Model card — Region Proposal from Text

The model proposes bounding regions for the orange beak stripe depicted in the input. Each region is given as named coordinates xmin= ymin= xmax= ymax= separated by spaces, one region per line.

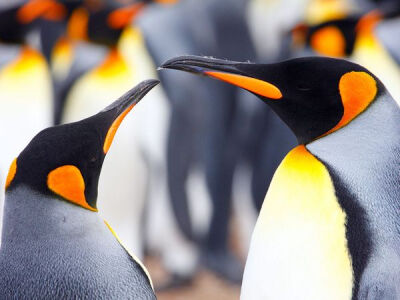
xmin=5 ymin=158 xmax=17 ymax=190
xmin=47 ymin=165 xmax=97 ymax=211
xmin=103 ymin=104 xmax=135 ymax=154
xmin=107 ymin=3 xmax=145 ymax=29
xmin=205 ymin=71 xmax=282 ymax=99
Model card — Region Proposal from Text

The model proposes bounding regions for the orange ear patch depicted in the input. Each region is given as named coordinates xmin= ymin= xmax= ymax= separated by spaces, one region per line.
xmin=5 ymin=158 xmax=17 ymax=190
xmin=327 ymin=71 xmax=377 ymax=135
xmin=310 ymin=26 xmax=346 ymax=57
xmin=47 ymin=165 xmax=97 ymax=211
xmin=41 ymin=1 xmax=67 ymax=21
xmin=67 ymin=7 xmax=89 ymax=41
xmin=205 ymin=71 xmax=282 ymax=99
xmin=103 ymin=104 xmax=135 ymax=154
xmin=356 ymin=10 xmax=382 ymax=35
xmin=17 ymin=0 xmax=64 ymax=24
xmin=107 ymin=3 xmax=145 ymax=29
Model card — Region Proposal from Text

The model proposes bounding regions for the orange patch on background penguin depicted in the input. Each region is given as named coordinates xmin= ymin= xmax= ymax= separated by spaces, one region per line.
xmin=310 ymin=26 xmax=346 ymax=57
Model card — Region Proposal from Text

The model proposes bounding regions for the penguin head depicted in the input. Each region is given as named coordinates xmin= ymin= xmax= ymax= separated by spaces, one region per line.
xmin=161 ymin=56 xmax=383 ymax=144
xmin=4 ymin=80 xmax=159 ymax=211
xmin=0 ymin=0 xmax=67 ymax=44
xmin=292 ymin=18 xmax=358 ymax=57
xmin=67 ymin=1 xmax=147 ymax=46
xmin=291 ymin=5 xmax=400 ymax=58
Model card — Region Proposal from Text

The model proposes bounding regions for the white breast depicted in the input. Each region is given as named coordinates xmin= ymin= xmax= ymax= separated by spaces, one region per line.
xmin=240 ymin=146 xmax=353 ymax=300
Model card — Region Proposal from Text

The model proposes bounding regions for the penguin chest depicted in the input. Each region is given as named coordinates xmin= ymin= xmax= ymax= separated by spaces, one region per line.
xmin=241 ymin=145 xmax=353 ymax=300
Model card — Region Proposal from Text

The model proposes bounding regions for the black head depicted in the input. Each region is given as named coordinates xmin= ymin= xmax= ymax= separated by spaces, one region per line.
xmin=67 ymin=1 xmax=146 ymax=46
xmin=292 ymin=6 xmax=400 ymax=58
xmin=161 ymin=56 xmax=384 ymax=144
xmin=0 ymin=0 xmax=67 ymax=44
xmin=5 ymin=80 xmax=159 ymax=211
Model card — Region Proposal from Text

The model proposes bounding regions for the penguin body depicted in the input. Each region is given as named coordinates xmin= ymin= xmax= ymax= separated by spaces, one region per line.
xmin=307 ymin=91 xmax=400 ymax=299
xmin=1 ymin=187 xmax=153 ymax=299
xmin=243 ymin=145 xmax=353 ymax=299
xmin=0 ymin=80 xmax=158 ymax=299
xmin=161 ymin=55 xmax=400 ymax=299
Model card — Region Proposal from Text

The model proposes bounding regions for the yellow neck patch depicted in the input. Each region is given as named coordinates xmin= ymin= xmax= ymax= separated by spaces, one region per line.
xmin=5 ymin=158 xmax=17 ymax=190
xmin=47 ymin=165 xmax=97 ymax=211
xmin=242 ymin=145 xmax=353 ymax=299
xmin=51 ymin=36 xmax=74 ymax=80
xmin=3 ymin=47 xmax=45 ymax=77
xmin=95 ymin=49 xmax=129 ymax=79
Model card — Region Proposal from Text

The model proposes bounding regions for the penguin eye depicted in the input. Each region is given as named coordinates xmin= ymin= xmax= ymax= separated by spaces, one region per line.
xmin=89 ymin=156 xmax=97 ymax=166
xmin=296 ymin=83 xmax=311 ymax=91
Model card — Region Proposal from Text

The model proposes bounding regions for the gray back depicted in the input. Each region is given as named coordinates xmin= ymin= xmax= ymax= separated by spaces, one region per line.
xmin=0 ymin=186 xmax=155 ymax=299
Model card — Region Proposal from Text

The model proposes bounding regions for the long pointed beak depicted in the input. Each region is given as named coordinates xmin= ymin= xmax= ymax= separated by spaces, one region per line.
xmin=103 ymin=79 xmax=159 ymax=114
xmin=160 ymin=55 xmax=282 ymax=100
xmin=161 ymin=55 xmax=242 ymax=74
xmin=102 ymin=79 xmax=159 ymax=153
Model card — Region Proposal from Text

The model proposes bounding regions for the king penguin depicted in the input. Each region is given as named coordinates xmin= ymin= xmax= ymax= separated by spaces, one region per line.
xmin=0 ymin=80 xmax=158 ymax=299
xmin=161 ymin=55 xmax=400 ymax=299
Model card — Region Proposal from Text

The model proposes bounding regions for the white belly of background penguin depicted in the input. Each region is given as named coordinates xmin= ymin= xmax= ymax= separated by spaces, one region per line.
xmin=160 ymin=55 xmax=400 ymax=299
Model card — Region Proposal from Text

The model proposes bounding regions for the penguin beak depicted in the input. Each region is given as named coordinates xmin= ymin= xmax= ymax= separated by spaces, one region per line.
xmin=160 ymin=55 xmax=282 ymax=100
xmin=102 ymin=79 xmax=159 ymax=154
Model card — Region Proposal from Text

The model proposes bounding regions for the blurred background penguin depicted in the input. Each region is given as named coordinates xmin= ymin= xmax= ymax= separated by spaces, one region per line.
xmin=0 ymin=0 xmax=400 ymax=299
xmin=0 ymin=0 xmax=64 ymax=244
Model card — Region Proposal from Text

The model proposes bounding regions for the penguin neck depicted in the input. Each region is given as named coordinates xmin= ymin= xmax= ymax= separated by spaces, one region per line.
xmin=1 ymin=185 xmax=99 ymax=247
xmin=308 ymin=91 xmax=400 ymax=155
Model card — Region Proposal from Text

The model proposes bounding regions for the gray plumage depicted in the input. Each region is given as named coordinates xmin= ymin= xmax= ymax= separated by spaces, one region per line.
xmin=0 ymin=186 xmax=155 ymax=299
xmin=308 ymin=92 xmax=400 ymax=299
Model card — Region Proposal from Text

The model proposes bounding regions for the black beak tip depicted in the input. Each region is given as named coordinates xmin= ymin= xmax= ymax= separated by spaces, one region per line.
xmin=159 ymin=55 xmax=242 ymax=76
xmin=102 ymin=79 xmax=160 ymax=113
xmin=159 ymin=55 xmax=209 ymax=74
xmin=131 ymin=79 xmax=160 ymax=104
